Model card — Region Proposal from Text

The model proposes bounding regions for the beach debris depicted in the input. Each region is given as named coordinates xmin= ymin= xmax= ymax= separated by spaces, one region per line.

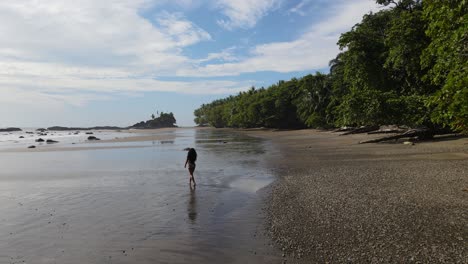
xmin=46 ymin=139 xmax=59 ymax=144
xmin=403 ymin=141 xmax=415 ymax=145
xmin=333 ymin=126 xmax=355 ymax=132
xmin=359 ymin=128 xmax=453 ymax=144
xmin=28 ymin=145 xmax=36 ymax=149
xmin=340 ymin=125 xmax=380 ymax=135
xmin=367 ymin=126 xmax=406 ymax=134
xmin=87 ymin=136 xmax=100 ymax=140
xmin=35 ymin=138 xmax=45 ymax=142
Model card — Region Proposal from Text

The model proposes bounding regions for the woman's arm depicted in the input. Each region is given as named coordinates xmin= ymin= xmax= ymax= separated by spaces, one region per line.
xmin=184 ymin=158 xmax=188 ymax=168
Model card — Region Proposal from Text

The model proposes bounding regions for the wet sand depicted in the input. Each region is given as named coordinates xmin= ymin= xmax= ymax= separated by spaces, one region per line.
xmin=0 ymin=128 xmax=283 ymax=264
xmin=241 ymin=129 xmax=468 ymax=263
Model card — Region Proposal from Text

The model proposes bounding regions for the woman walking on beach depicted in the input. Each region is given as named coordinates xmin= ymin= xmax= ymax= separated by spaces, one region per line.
xmin=184 ymin=148 xmax=197 ymax=186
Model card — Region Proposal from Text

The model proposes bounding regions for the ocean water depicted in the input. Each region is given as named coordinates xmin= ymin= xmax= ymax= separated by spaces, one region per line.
xmin=0 ymin=128 xmax=281 ymax=263
xmin=0 ymin=129 xmax=138 ymax=150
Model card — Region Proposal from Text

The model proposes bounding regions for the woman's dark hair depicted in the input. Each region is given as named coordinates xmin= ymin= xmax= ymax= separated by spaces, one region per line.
xmin=187 ymin=148 xmax=197 ymax=162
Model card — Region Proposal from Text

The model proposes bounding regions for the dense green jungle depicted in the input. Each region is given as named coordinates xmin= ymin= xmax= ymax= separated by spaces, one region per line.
xmin=194 ymin=0 xmax=467 ymax=134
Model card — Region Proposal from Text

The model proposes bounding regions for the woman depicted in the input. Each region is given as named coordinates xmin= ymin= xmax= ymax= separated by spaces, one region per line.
xmin=184 ymin=148 xmax=197 ymax=186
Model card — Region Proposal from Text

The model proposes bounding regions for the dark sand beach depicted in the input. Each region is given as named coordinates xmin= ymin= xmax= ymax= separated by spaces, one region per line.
xmin=1 ymin=127 xmax=467 ymax=263
xmin=242 ymin=129 xmax=468 ymax=263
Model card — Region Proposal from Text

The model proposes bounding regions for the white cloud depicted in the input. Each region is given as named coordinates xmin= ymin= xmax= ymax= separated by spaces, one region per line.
xmin=157 ymin=11 xmax=211 ymax=46
xmin=311 ymin=0 xmax=382 ymax=37
xmin=0 ymin=59 xmax=255 ymax=118
xmin=0 ymin=0 xmax=245 ymax=109
xmin=0 ymin=60 xmax=250 ymax=106
xmin=196 ymin=47 xmax=238 ymax=63
xmin=178 ymin=0 xmax=381 ymax=77
xmin=288 ymin=0 xmax=312 ymax=16
xmin=216 ymin=0 xmax=282 ymax=30
xmin=0 ymin=0 xmax=210 ymax=72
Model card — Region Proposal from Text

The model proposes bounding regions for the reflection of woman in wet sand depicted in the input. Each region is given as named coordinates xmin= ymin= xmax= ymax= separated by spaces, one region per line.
xmin=188 ymin=187 xmax=197 ymax=222
xmin=184 ymin=148 xmax=197 ymax=186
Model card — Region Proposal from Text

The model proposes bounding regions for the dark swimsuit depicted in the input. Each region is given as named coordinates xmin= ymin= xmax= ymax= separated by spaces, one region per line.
xmin=188 ymin=161 xmax=196 ymax=170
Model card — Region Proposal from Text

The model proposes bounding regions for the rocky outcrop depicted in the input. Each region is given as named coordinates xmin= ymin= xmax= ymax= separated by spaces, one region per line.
xmin=0 ymin=127 xmax=22 ymax=132
xmin=130 ymin=112 xmax=177 ymax=129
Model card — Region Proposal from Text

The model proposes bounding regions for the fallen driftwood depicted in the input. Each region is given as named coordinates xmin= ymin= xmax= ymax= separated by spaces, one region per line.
xmin=333 ymin=126 xmax=355 ymax=132
xmin=341 ymin=126 xmax=380 ymax=135
xmin=359 ymin=128 xmax=452 ymax=144
xmin=367 ymin=129 xmax=406 ymax=134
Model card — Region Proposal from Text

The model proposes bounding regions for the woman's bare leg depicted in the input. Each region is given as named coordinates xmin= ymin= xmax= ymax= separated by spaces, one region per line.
xmin=189 ymin=168 xmax=196 ymax=186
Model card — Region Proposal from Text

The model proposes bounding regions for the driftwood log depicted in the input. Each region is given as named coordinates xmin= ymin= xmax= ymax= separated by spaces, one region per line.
xmin=340 ymin=126 xmax=380 ymax=136
xmin=359 ymin=128 xmax=452 ymax=144
xmin=333 ymin=127 xmax=356 ymax=132
xmin=367 ymin=129 xmax=406 ymax=134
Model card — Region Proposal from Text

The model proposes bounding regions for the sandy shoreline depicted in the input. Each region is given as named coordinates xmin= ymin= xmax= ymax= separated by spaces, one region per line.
xmin=240 ymin=129 xmax=467 ymax=263
xmin=2 ymin=127 xmax=466 ymax=262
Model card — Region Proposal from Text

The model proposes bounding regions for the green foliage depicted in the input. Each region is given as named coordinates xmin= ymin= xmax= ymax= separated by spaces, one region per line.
xmin=193 ymin=0 xmax=466 ymax=133
xmin=147 ymin=112 xmax=177 ymax=128
xmin=422 ymin=0 xmax=468 ymax=133
xmin=295 ymin=73 xmax=331 ymax=127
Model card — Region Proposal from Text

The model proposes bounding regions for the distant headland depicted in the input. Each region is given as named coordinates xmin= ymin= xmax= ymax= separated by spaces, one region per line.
xmin=0 ymin=127 xmax=22 ymax=132
xmin=2 ymin=112 xmax=178 ymax=132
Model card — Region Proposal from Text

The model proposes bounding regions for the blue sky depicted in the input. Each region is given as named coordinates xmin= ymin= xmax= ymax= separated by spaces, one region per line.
xmin=0 ymin=0 xmax=381 ymax=127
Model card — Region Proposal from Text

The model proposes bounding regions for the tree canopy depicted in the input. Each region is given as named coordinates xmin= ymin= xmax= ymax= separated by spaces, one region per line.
xmin=194 ymin=0 xmax=467 ymax=134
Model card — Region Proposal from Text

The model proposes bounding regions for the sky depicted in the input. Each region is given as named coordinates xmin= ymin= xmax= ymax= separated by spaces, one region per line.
xmin=0 ymin=0 xmax=382 ymax=127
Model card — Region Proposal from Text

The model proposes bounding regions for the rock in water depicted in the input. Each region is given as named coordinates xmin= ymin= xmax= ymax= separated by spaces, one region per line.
xmin=28 ymin=145 xmax=36 ymax=149
xmin=87 ymin=136 xmax=100 ymax=140
xmin=46 ymin=139 xmax=59 ymax=143
xmin=35 ymin=138 xmax=45 ymax=142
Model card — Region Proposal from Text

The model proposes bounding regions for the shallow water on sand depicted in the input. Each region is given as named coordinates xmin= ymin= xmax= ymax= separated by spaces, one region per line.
xmin=0 ymin=128 xmax=281 ymax=263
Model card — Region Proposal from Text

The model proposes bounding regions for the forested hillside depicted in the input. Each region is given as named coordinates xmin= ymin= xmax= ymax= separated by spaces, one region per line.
xmin=194 ymin=0 xmax=467 ymax=134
